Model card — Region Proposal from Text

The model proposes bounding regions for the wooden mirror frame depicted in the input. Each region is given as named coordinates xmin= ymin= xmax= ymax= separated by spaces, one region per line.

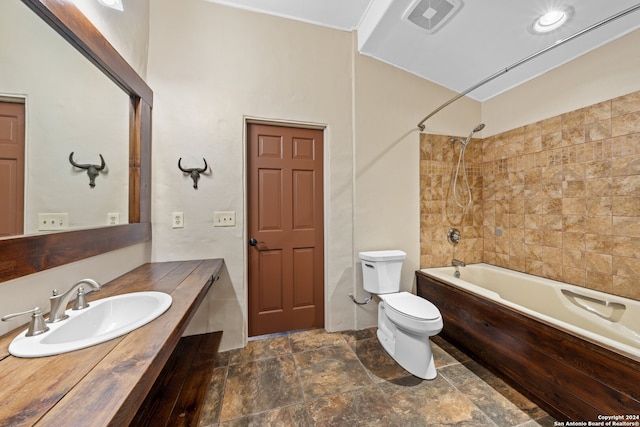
xmin=0 ymin=0 xmax=152 ymax=283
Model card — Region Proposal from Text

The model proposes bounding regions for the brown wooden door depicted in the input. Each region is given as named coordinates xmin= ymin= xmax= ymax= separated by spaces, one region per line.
xmin=247 ymin=123 xmax=324 ymax=336
xmin=0 ymin=101 xmax=25 ymax=237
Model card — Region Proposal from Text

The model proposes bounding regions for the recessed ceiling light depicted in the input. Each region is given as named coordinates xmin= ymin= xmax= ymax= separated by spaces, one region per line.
xmin=98 ymin=0 xmax=124 ymax=11
xmin=532 ymin=7 xmax=573 ymax=34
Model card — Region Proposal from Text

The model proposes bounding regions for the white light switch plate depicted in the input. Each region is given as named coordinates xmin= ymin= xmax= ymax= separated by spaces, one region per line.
xmin=214 ymin=211 xmax=235 ymax=227
xmin=38 ymin=213 xmax=69 ymax=231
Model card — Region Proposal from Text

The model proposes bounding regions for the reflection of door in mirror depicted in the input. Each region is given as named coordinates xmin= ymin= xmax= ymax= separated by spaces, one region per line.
xmin=0 ymin=100 xmax=25 ymax=237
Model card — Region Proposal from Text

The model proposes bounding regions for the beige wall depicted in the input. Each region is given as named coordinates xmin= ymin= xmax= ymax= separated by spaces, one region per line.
xmin=483 ymin=29 xmax=640 ymax=137
xmin=147 ymin=0 xmax=355 ymax=350
xmin=73 ymin=0 xmax=150 ymax=78
xmin=147 ymin=0 xmax=479 ymax=349
xmin=354 ymin=53 xmax=479 ymax=328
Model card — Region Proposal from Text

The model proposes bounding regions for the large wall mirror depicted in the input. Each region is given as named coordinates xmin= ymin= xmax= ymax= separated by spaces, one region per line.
xmin=0 ymin=0 xmax=152 ymax=283
xmin=1 ymin=0 xmax=130 ymax=236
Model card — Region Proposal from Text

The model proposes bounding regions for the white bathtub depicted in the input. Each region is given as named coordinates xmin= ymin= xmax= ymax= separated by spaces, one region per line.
xmin=420 ymin=263 xmax=640 ymax=362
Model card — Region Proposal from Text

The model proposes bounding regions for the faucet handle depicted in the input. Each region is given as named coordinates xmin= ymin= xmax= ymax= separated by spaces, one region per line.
xmin=1 ymin=307 xmax=50 ymax=337
xmin=73 ymin=286 xmax=90 ymax=310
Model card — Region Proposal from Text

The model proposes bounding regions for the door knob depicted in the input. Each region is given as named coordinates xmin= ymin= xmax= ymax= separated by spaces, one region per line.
xmin=249 ymin=238 xmax=258 ymax=246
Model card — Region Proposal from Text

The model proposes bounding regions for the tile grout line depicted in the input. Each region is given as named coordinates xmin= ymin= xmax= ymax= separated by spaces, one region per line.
xmin=286 ymin=334 xmax=314 ymax=409
xmin=437 ymin=367 xmax=502 ymax=427
xmin=345 ymin=332 xmax=416 ymax=425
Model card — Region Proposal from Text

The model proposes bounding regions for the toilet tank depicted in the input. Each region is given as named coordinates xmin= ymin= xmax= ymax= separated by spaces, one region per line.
xmin=359 ymin=250 xmax=406 ymax=294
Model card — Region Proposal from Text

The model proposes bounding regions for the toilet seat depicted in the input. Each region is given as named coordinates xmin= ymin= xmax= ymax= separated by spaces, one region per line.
xmin=381 ymin=292 xmax=440 ymax=320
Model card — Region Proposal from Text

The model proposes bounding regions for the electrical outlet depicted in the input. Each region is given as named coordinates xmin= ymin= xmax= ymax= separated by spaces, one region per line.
xmin=214 ymin=211 xmax=235 ymax=227
xmin=172 ymin=212 xmax=184 ymax=229
xmin=107 ymin=212 xmax=120 ymax=225
xmin=38 ymin=213 xmax=69 ymax=231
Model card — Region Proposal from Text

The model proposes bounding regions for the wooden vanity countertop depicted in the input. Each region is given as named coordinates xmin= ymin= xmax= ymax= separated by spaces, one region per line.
xmin=0 ymin=258 xmax=224 ymax=427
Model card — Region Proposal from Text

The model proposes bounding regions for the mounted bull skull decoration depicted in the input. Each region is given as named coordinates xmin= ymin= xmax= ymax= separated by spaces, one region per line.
xmin=178 ymin=157 xmax=208 ymax=189
xmin=69 ymin=152 xmax=106 ymax=187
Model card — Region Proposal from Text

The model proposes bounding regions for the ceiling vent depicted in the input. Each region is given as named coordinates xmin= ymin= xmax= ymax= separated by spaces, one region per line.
xmin=404 ymin=0 xmax=463 ymax=34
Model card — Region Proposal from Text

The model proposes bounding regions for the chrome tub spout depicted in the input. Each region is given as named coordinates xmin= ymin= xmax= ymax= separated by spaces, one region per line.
xmin=451 ymin=259 xmax=465 ymax=278
xmin=452 ymin=259 xmax=466 ymax=267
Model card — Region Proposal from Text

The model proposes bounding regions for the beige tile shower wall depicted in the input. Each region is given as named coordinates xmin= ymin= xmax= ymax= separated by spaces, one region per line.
xmin=482 ymin=90 xmax=640 ymax=300
xmin=420 ymin=133 xmax=484 ymax=268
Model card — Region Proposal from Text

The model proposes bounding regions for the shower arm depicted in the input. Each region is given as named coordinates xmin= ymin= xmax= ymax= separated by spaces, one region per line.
xmin=416 ymin=3 xmax=640 ymax=132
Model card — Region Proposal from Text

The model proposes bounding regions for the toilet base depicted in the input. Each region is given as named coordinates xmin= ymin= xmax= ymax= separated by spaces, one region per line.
xmin=377 ymin=304 xmax=438 ymax=380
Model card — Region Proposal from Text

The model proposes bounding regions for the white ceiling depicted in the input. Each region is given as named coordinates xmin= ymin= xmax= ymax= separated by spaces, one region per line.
xmin=206 ymin=0 xmax=640 ymax=101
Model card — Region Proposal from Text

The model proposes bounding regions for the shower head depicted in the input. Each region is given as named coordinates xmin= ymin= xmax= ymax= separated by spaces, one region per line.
xmin=461 ymin=123 xmax=485 ymax=147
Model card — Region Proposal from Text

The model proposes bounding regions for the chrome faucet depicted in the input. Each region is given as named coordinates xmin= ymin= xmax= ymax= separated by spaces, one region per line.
xmin=48 ymin=278 xmax=101 ymax=323
xmin=451 ymin=259 xmax=465 ymax=278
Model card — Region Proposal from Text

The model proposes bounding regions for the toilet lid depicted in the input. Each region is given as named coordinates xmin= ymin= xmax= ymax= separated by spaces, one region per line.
xmin=383 ymin=292 xmax=440 ymax=320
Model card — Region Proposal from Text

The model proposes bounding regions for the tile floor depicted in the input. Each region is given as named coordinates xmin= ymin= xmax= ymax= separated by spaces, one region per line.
xmin=198 ymin=328 xmax=556 ymax=426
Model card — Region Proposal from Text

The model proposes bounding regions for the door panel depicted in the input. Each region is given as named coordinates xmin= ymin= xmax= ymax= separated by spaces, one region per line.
xmin=292 ymin=170 xmax=315 ymax=229
xmin=292 ymin=137 xmax=315 ymax=160
xmin=292 ymin=247 xmax=314 ymax=307
xmin=0 ymin=102 xmax=25 ymax=237
xmin=248 ymin=123 xmax=324 ymax=336
xmin=258 ymin=169 xmax=283 ymax=230
xmin=259 ymin=135 xmax=283 ymax=159
xmin=258 ymin=250 xmax=284 ymax=313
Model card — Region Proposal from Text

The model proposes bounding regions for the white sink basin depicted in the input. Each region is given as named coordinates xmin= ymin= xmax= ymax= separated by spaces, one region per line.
xmin=8 ymin=291 xmax=172 ymax=358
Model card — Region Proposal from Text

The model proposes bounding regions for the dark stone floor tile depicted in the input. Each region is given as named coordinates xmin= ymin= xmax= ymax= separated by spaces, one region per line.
xmin=519 ymin=421 xmax=544 ymax=427
xmin=288 ymin=329 xmax=347 ymax=353
xmin=306 ymin=386 xmax=403 ymax=427
xmin=220 ymin=404 xmax=313 ymax=427
xmin=215 ymin=350 xmax=231 ymax=367
xmin=440 ymin=363 xmax=531 ymax=427
xmin=432 ymin=335 xmax=472 ymax=363
xmin=354 ymin=337 xmax=409 ymax=382
xmin=294 ymin=344 xmax=373 ymax=400
xmin=461 ymin=359 xmax=549 ymax=421
xmin=536 ymin=414 xmax=558 ymax=427
xmin=378 ymin=373 xmax=495 ymax=426
xmin=341 ymin=328 xmax=377 ymax=351
xmin=386 ymin=374 xmax=424 ymax=387
xmin=220 ymin=355 xmax=303 ymax=421
xmin=227 ymin=336 xmax=291 ymax=365
xmin=198 ymin=366 xmax=228 ymax=427
xmin=341 ymin=327 xmax=377 ymax=341
xmin=432 ymin=340 xmax=463 ymax=368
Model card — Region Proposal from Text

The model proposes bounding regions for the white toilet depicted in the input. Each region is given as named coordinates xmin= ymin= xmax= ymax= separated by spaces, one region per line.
xmin=359 ymin=250 xmax=443 ymax=379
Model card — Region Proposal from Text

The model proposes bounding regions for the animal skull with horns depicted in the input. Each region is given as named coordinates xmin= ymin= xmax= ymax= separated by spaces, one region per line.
xmin=69 ymin=152 xmax=106 ymax=187
xmin=178 ymin=157 xmax=208 ymax=189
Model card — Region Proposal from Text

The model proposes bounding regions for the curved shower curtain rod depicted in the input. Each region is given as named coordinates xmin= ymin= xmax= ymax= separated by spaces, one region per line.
xmin=417 ymin=3 xmax=640 ymax=132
